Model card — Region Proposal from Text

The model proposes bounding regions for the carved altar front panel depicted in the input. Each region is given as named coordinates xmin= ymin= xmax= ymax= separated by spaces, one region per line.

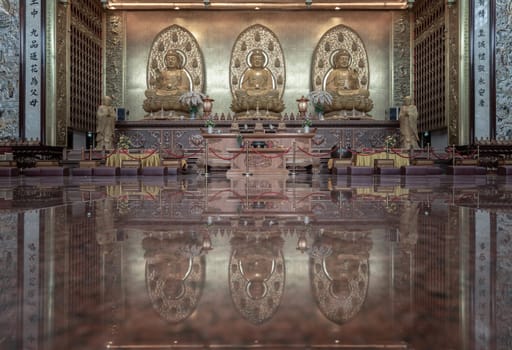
xmin=116 ymin=120 xmax=399 ymax=152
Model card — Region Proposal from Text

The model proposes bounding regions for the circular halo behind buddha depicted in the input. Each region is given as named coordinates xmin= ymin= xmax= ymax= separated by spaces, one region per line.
xmin=230 ymin=24 xmax=286 ymax=120
xmin=311 ymin=25 xmax=373 ymax=119
xmin=143 ymin=25 xmax=205 ymax=119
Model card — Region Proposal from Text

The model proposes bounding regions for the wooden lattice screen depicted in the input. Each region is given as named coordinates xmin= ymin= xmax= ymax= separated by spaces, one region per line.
xmin=413 ymin=0 xmax=446 ymax=132
xmin=69 ymin=1 xmax=103 ymax=133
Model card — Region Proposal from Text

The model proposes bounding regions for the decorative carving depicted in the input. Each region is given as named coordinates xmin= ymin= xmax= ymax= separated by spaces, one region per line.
xmin=447 ymin=5 xmax=459 ymax=144
xmin=392 ymin=11 xmax=411 ymax=106
xmin=55 ymin=2 xmax=68 ymax=146
xmin=105 ymin=13 xmax=125 ymax=107
xmin=496 ymin=0 xmax=512 ymax=139
xmin=248 ymin=154 xmax=273 ymax=168
xmin=0 ymin=0 xmax=20 ymax=140
xmin=229 ymin=24 xmax=286 ymax=120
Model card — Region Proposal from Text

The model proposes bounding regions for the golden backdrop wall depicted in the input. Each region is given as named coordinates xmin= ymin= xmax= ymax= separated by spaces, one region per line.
xmin=122 ymin=10 xmax=394 ymax=120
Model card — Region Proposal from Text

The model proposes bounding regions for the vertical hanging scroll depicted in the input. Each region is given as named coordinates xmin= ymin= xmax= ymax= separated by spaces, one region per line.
xmin=24 ymin=0 xmax=43 ymax=140
xmin=473 ymin=0 xmax=491 ymax=139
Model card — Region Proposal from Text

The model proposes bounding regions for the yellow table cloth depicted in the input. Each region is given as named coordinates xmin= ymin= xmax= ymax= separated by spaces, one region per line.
xmin=354 ymin=151 xmax=409 ymax=168
xmin=106 ymin=151 xmax=161 ymax=167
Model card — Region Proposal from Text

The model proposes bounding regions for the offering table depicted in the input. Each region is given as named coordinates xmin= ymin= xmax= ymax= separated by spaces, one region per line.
xmin=200 ymin=130 xmax=317 ymax=176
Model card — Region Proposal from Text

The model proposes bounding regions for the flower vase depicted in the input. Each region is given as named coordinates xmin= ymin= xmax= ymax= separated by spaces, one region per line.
xmin=207 ymin=126 xmax=213 ymax=134
xmin=304 ymin=125 xmax=310 ymax=133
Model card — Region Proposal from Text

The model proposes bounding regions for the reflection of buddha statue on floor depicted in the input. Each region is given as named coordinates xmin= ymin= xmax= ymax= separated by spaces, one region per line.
xmin=309 ymin=232 xmax=371 ymax=324
xmin=323 ymin=49 xmax=373 ymax=118
xmin=229 ymin=234 xmax=285 ymax=324
xmin=143 ymin=49 xmax=192 ymax=117
xmin=231 ymin=50 xmax=284 ymax=119
xmin=143 ymin=235 xmax=204 ymax=322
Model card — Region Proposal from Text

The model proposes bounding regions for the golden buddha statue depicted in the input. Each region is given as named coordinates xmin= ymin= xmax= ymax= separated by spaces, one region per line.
xmin=231 ymin=50 xmax=284 ymax=119
xmin=143 ymin=49 xmax=192 ymax=116
xmin=322 ymin=49 xmax=373 ymax=118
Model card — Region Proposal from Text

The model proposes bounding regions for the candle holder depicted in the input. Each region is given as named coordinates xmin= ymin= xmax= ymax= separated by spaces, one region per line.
xmin=296 ymin=95 xmax=309 ymax=118
xmin=202 ymin=95 xmax=214 ymax=118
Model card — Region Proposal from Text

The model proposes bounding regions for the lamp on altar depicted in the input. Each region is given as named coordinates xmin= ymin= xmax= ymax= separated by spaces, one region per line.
xmin=202 ymin=95 xmax=214 ymax=118
xmin=201 ymin=233 xmax=213 ymax=253
xmin=296 ymin=96 xmax=309 ymax=118
xmin=296 ymin=232 xmax=308 ymax=253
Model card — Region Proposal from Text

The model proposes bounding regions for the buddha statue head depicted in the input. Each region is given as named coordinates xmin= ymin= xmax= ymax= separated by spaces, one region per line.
xmin=248 ymin=49 xmax=266 ymax=69
xmin=164 ymin=49 xmax=184 ymax=70
xmin=332 ymin=49 xmax=352 ymax=70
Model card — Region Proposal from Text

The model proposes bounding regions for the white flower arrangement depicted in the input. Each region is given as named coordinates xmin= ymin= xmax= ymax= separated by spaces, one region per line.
xmin=205 ymin=117 xmax=215 ymax=128
xmin=307 ymin=90 xmax=333 ymax=112
xmin=117 ymin=135 xmax=132 ymax=150
xmin=302 ymin=117 xmax=313 ymax=128
xmin=384 ymin=135 xmax=396 ymax=148
xmin=179 ymin=91 xmax=206 ymax=109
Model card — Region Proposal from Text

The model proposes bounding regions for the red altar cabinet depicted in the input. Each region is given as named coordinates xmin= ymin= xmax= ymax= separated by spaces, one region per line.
xmin=200 ymin=130 xmax=318 ymax=177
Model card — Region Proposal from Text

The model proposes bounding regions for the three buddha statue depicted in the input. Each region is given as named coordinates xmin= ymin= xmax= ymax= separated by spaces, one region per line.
xmin=141 ymin=24 xmax=378 ymax=120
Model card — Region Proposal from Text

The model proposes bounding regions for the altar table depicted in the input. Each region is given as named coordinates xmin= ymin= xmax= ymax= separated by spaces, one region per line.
xmin=106 ymin=151 xmax=161 ymax=168
xmin=200 ymin=131 xmax=318 ymax=175
xmin=354 ymin=151 xmax=409 ymax=168
xmin=226 ymin=147 xmax=289 ymax=176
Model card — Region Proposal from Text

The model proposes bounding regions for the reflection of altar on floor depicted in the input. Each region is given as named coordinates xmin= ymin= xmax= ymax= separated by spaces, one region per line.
xmin=204 ymin=176 xmax=313 ymax=216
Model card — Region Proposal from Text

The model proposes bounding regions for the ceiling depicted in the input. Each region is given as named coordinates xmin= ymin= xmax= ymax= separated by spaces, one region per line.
xmin=104 ymin=0 xmax=410 ymax=11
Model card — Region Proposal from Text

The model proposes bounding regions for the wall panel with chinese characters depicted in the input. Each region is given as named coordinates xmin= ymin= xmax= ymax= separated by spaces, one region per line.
xmin=473 ymin=0 xmax=492 ymax=139
xmin=69 ymin=1 xmax=103 ymax=133
xmin=24 ymin=0 xmax=43 ymax=140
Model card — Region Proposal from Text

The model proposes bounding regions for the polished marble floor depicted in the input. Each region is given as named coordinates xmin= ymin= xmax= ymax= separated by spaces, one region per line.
xmin=0 ymin=174 xmax=511 ymax=350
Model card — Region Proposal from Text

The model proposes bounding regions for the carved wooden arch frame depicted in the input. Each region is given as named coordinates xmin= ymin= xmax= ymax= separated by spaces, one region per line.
xmin=311 ymin=25 xmax=370 ymax=93
xmin=146 ymin=24 xmax=205 ymax=93
xmin=229 ymin=24 xmax=286 ymax=99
